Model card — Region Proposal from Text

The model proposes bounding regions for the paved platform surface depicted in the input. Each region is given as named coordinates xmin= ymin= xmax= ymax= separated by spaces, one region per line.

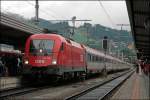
xmin=111 ymin=72 xmax=150 ymax=99
xmin=0 ymin=77 xmax=20 ymax=90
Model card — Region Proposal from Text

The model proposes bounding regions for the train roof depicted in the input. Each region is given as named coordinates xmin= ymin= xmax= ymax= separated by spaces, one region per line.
xmin=84 ymin=46 xmax=105 ymax=57
xmin=84 ymin=45 xmax=124 ymax=63
xmin=29 ymin=33 xmax=67 ymax=42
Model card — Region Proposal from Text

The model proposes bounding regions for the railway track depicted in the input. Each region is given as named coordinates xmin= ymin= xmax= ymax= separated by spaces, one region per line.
xmin=65 ymin=70 xmax=134 ymax=100
xmin=0 ymin=77 xmax=81 ymax=99
xmin=0 ymin=82 xmax=56 ymax=99
xmin=0 ymin=86 xmax=38 ymax=98
xmin=0 ymin=69 xmax=134 ymax=99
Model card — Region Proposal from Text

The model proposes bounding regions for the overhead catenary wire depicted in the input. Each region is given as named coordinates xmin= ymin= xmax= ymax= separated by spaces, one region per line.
xmin=98 ymin=0 xmax=116 ymax=28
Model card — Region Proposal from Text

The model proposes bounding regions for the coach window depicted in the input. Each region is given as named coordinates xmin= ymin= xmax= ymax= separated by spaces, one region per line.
xmin=95 ymin=56 xmax=97 ymax=62
xmin=98 ymin=57 xmax=100 ymax=62
xmin=92 ymin=55 xmax=94 ymax=62
xmin=107 ymin=58 xmax=109 ymax=62
xmin=89 ymin=54 xmax=91 ymax=61
xmin=112 ymin=60 xmax=114 ymax=63
xmin=93 ymin=55 xmax=95 ymax=62
xmin=87 ymin=53 xmax=90 ymax=61
xmin=87 ymin=53 xmax=89 ymax=61
xmin=91 ymin=55 xmax=93 ymax=62
xmin=96 ymin=56 xmax=99 ymax=62
xmin=91 ymin=54 xmax=93 ymax=61
xmin=106 ymin=58 xmax=109 ymax=63
xmin=90 ymin=54 xmax=92 ymax=61
xmin=96 ymin=56 xmax=98 ymax=62
xmin=99 ymin=57 xmax=102 ymax=62
xmin=109 ymin=59 xmax=111 ymax=63
xmin=104 ymin=57 xmax=106 ymax=62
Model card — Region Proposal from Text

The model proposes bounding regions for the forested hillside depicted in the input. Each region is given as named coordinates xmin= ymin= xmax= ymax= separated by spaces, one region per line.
xmin=4 ymin=12 xmax=136 ymax=62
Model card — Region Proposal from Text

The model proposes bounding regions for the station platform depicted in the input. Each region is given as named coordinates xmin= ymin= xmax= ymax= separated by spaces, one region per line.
xmin=111 ymin=71 xmax=150 ymax=99
xmin=0 ymin=77 xmax=20 ymax=90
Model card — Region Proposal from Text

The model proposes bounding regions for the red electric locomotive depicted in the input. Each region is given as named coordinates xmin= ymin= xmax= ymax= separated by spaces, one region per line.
xmin=23 ymin=34 xmax=86 ymax=81
xmin=22 ymin=33 xmax=130 ymax=82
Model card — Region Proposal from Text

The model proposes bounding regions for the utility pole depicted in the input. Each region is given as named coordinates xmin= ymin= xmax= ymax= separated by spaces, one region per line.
xmin=84 ymin=23 xmax=90 ymax=46
xmin=71 ymin=16 xmax=76 ymax=37
xmin=116 ymin=24 xmax=130 ymax=59
xmin=35 ymin=0 xmax=39 ymax=23
xmin=48 ymin=17 xmax=91 ymax=39
xmin=117 ymin=24 xmax=129 ymax=30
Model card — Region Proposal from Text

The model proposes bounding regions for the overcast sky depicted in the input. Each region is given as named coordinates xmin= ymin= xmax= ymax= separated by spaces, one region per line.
xmin=1 ymin=0 xmax=131 ymax=30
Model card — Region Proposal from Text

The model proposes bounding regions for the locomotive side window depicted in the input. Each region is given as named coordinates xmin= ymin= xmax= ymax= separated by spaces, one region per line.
xmin=60 ymin=42 xmax=64 ymax=51
xmin=30 ymin=39 xmax=54 ymax=56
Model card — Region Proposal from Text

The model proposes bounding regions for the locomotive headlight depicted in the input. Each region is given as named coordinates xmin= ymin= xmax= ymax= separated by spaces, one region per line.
xmin=39 ymin=49 xmax=43 ymax=53
xmin=24 ymin=60 xmax=29 ymax=64
xmin=52 ymin=59 xmax=57 ymax=65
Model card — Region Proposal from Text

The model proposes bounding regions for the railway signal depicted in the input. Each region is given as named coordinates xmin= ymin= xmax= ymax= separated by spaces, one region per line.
xmin=102 ymin=36 xmax=108 ymax=52
xmin=102 ymin=36 xmax=108 ymax=76
xmin=116 ymin=24 xmax=130 ymax=30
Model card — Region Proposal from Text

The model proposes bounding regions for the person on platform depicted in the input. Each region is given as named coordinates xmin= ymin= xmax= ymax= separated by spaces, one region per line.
xmin=17 ymin=56 xmax=21 ymax=75
xmin=136 ymin=63 xmax=139 ymax=73
xmin=0 ymin=57 xmax=5 ymax=77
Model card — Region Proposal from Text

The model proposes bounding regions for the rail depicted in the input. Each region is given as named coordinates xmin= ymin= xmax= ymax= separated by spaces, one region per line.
xmin=65 ymin=69 xmax=134 ymax=100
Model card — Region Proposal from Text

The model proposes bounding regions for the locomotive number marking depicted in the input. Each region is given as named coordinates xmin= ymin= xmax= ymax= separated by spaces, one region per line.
xmin=35 ymin=60 xmax=45 ymax=64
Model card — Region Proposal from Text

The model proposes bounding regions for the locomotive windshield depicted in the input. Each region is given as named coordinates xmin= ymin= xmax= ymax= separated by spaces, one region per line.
xmin=30 ymin=39 xmax=54 ymax=56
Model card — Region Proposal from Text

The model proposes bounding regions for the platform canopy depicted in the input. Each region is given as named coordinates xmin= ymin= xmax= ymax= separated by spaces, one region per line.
xmin=0 ymin=13 xmax=44 ymax=51
xmin=126 ymin=0 xmax=150 ymax=60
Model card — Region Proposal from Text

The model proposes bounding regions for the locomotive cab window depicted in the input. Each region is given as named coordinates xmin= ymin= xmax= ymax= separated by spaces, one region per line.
xmin=30 ymin=39 xmax=54 ymax=56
